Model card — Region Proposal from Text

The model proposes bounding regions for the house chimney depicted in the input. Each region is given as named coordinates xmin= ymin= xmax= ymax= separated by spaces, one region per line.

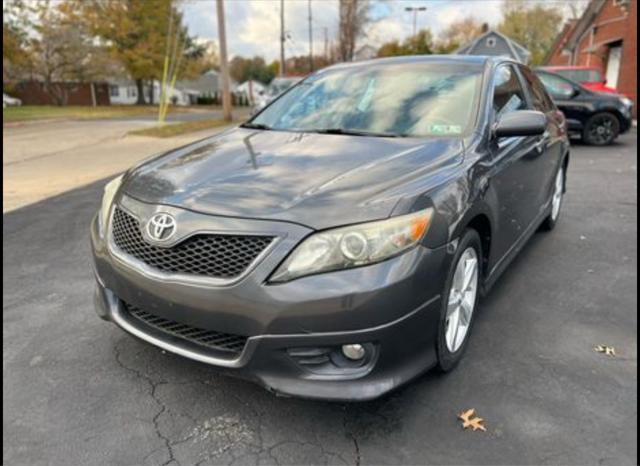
xmin=481 ymin=23 xmax=489 ymax=33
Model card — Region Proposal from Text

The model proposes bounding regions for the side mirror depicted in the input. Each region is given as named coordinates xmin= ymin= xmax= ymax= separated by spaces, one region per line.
xmin=494 ymin=110 xmax=547 ymax=138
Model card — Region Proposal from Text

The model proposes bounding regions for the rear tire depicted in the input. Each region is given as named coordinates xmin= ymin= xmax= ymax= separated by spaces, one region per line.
xmin=436 ymin=229 xmax=482 ymax=372
xmin=582 ymin=112 xmax=620 ymax=146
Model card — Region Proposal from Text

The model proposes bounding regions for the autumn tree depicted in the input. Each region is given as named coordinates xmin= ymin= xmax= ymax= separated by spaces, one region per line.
xmin=498 ymin=0 xmax=564 ymax=65
xmin=377 ymin=29 xmax=434 ymax=57
xmin=3 ymin=0 xmax=33 ymax=84
xmin=8 ymin=0 xmax=112 ymax=105
xmin=376 ymin=40 xmax=405 ymax=58
xmin=81 ymin=0 xmax=200 ymax=105
xmin=197 ymin=40 xmax=220 ymax=72
xmin=338 ymin=0 xmax=370 ymax=61
xmin=229 ymin=56 xmax=276 ymax=85
xmin=436 ymin=17 xmax=484 ymax=53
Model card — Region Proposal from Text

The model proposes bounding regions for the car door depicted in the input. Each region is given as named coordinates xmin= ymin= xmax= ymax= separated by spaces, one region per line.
xmin=519 ymin=65 xmax=566 ymax=212
xmin=487 ymin=64 xmax=547 ymax=261
xmin=536 ymin=71 xmax=591 ymax=133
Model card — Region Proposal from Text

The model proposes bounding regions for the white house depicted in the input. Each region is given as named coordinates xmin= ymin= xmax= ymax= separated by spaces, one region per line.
xmin=235 ymin=80 xmax=267 ymax=102
xmin=108 ymin=80 xmax=149 ymax=105
xmin=354 ymin=44 xmax=378 ymax=61
xmin=108 ymin=79 xmax=197 ymax=106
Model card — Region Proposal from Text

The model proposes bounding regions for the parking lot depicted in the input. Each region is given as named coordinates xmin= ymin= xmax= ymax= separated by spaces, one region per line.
xmin=3 ymin=131 xmax=637 ymax=465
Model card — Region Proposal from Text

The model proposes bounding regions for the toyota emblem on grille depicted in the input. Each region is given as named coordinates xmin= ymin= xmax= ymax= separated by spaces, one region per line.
xmin=146 ymin=213 xmax=177 ymax=242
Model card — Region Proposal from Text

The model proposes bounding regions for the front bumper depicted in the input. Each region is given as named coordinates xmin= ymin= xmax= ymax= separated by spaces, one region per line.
xmin=91 ymin=197 xmax=452 ymax=401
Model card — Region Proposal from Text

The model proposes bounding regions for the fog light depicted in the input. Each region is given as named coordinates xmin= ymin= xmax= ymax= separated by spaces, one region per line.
xmin=341 ymin=344 xmax=366 ymax=361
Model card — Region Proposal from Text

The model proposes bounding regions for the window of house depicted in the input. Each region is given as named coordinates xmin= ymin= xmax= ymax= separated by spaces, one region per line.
xmin=486 ymin=37 xmax=497 ymax=48
xmin=492 ymin=65 xmax=528 ymax=119
xmin=110 ymin=85 xmax=119 ymax=97
xmin=127 ymin=87 xmax=137 ymax=98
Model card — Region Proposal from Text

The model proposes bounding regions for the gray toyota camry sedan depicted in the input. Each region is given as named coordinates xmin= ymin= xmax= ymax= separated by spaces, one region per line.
xmin=91 ymin=56 xmax=569 ymax=401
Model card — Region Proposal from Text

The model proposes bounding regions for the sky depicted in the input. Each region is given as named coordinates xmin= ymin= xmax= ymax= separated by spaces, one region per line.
xmin=181 ymin=0 xmax=510 ymax=61
xmin=181 ymin=0 xmax=587 ymax=61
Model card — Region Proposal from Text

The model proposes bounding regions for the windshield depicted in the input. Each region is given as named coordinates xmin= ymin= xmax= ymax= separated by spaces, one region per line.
xmin=555 ymin=69 xmax=603 ymax=83
xmin=267 ymin=79 xmax=298 ymax=96
xmin=250 ymin=62 xmax=483 ymax=137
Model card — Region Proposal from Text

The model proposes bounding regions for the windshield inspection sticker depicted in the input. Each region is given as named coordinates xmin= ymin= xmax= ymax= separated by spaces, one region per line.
xmin=430 ymin=124 xmax=462 ymax=135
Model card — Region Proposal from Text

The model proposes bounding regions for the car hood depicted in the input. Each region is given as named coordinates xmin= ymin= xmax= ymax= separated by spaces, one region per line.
xmin=122 ymin=127 xmax=464 ymax=230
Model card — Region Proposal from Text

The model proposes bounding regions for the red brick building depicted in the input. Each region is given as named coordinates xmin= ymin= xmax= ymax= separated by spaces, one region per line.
xmin=545 ymin=0 xmax=637 ymax=115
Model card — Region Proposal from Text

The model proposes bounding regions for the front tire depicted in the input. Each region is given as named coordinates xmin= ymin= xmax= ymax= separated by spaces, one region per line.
xmin=583 ymin=112 xmax=620 ymax=146
xmin=436 ymin=229 xmax=482 ymax=372
xmin=541 ymin=165 xmax=565 ymax=231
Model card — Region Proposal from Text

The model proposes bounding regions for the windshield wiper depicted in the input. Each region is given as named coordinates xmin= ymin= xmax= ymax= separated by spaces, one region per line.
xmin=311 ymin=128 xmax=403 ymax=138
xmin=240 ymin=122 xmax=272 ymax=130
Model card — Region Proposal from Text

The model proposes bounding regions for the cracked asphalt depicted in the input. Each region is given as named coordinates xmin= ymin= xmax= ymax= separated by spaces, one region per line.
xmin=3 ymin=131 xmax=637 ymax=465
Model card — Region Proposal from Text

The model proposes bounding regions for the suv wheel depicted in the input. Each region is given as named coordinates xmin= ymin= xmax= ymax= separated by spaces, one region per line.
xmin=583 ymin=112 xmax=620 ymax=145
xmin=436 ymin=229 xmax=482 ymax=372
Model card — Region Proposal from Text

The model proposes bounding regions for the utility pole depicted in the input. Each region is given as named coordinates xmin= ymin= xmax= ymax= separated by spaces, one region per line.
xmin=405 ymin=6 xmax=427 ymax=37
xmin=216 ymin=0 xmax=232 ymax=121
xmin=280 ymin=0 xmax=286 ymax=76
xmin=308 ymin=0 xmax=313 ymax=72
xmin=323 ymin=27 xmax=328 ymax=60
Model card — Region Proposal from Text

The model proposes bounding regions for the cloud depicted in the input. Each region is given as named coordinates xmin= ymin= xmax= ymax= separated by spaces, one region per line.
xmin=182 ymin=0 xmax=506 ymax=61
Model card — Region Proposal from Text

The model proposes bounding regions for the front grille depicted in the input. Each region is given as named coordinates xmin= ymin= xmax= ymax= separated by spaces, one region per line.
xmin=122 ymin=301 xmax=248 ymax=355
xmin=111 ymin=207 xmax=273 ymax=279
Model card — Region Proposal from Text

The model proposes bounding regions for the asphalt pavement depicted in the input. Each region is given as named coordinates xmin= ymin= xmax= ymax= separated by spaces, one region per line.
xmin=3 ymin=132 xmax=637 ymax=465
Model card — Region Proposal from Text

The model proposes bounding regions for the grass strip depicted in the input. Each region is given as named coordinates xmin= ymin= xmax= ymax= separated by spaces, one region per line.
xmin=127 ymin=118 xmax=235 ymax=138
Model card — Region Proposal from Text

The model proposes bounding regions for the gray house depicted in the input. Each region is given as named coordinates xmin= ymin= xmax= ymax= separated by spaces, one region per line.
xmin=456 ymin=30 xmax=530 ymax=64
xmin=177 ymin=70 xmax=224 ymax=98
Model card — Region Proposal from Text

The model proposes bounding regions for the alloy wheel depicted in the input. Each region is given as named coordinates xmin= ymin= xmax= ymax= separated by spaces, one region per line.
xmin=551 ymin=167 xmax=564 ymax=221
xmin=587 ymin=115 xmax=616 ymax=145
xmin=445 ymin=247 xmax=479 ymax=353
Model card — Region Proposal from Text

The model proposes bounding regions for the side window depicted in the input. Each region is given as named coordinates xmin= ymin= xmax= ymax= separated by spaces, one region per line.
xmin=519 ymin=66 xmax=555 ymax=112
xmin=492 ymin=65 xmax=528 ymax=119
xmin=537 ymin=72 xmax=576 ymax=100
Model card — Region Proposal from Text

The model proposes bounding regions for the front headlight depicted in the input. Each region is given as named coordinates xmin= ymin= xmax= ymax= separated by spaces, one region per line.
xmin=270 ymin=208 xmax=434 ymax=282
xmin=98 ymin=175 xmax=123 ymax=235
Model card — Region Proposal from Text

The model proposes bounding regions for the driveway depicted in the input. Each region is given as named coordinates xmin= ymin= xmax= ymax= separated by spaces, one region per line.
xmin=3 ymin=118 xmax=235 ymax=212
xmin=3 ymin=132 xmax=637 ymax=465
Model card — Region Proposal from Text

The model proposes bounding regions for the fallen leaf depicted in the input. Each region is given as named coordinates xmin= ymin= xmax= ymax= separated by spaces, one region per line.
xmin=458 ymin=408 xmax=487 ymax=432
xmin=594 ymin=345 xmax=616 ymax=357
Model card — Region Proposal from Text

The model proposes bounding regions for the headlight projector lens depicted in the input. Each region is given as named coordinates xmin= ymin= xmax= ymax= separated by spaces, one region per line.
xmin=340 ymin=232 xmax=368 ymax=261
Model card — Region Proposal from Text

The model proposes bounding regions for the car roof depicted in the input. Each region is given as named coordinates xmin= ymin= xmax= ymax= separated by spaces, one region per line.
xmin=323 ymin=54 xmax=503 ymax=72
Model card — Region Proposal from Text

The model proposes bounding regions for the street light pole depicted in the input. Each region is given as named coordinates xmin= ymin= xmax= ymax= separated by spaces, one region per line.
xmin=308 ymin=0 xmax=313 ymax=72
xmin=280 ymin=0 xmax=286 ymax=76
xmin=405 ymin=6 xmax=427 ymax=37
xmin=216 ymin=0 xmax=232 ymax=121
xmin=323 ymin=26 xmax=328 ymax=60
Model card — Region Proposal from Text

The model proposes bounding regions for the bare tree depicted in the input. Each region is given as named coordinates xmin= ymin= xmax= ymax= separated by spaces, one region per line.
xmin=566 ymin=0 xmax=590 ymax=20
xmin=27 ymin=1 xmax=111 ymax=105
xmin=338 ymin=0 xmax=369 ymax=62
